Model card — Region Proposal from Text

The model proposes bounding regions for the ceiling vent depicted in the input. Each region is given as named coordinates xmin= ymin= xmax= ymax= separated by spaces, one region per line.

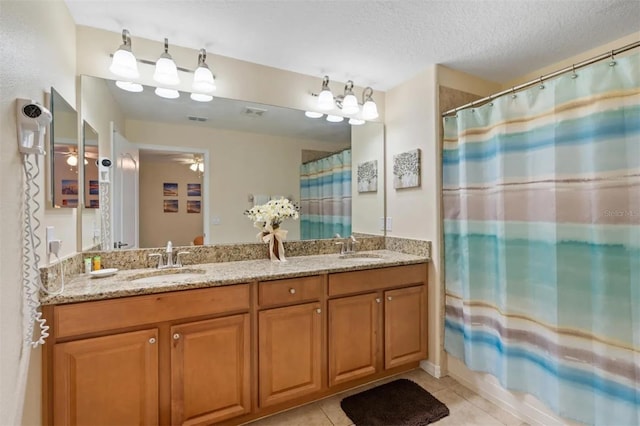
xmin=187 ymin=115 xmax=208 ymax=122
xmin=243 ymin=106 xmax=268 ymax=117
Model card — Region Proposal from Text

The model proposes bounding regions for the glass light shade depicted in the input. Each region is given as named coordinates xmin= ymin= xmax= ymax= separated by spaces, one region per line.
xmin=154 ymin=87 xmax=180 ymax=99
xmin=317 ymin=89 xmax=334 ymax=111
xmin=326 ymin=114 xmax=344 ymax=123
xmin=190 ymin=163 xmax=198 ymax=171
xmin=109 ymin=48 xmax=139 ymax=79
xmin=192 ymin=66 xmax=216 ymax=93
xmin=115 ymin=81 xmax=143 ymax=93
xmin=348 ymin=118 xmax=365 ymax=125
xmin=153 ymin=56 xmax=180 ymax=85
xmin=341 ymin=94 xmax=359 ymax=115
xmin=190 ymin=93 xmax=213 ymax=102
xmin=198 ymin=163 xmax=204 ymax=172
xmin=66 ymin=155 xmax=78 ymax=166
xmin=305 ymin=111 xmax=323 ymax=118
xmin=362 ymin=100 xmax=379 ymax=120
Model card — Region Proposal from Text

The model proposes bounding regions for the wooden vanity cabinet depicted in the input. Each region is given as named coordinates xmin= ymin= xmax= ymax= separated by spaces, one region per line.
xmin=53 ymin=328 xmax=159 ymax=425
xmin=257 ymin=276 xmax=324 ymax=408
xmin=327 ymin=264 xmax=427 ymax=387
xmin=44 ymin=284 xmax=250 ymax=426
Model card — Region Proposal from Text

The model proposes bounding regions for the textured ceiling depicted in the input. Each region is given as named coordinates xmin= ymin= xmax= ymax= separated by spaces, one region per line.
xmin=65 ymin=0 xmax=639 ymax=90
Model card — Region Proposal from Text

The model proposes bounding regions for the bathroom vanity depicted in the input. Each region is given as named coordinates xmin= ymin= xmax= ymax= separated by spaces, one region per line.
xmin=41 ymin=251 xmax=428 ymax=425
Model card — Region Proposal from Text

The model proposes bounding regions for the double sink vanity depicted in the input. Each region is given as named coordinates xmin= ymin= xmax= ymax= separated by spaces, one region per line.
xmin=40 ymin=243 xmax=429 ymax=425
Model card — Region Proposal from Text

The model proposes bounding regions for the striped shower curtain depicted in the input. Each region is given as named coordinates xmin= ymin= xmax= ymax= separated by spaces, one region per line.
xmin=443 ymin=53 xmax=639 ymax=425
xmin=300 ymin=149 xmax=352 ymax=239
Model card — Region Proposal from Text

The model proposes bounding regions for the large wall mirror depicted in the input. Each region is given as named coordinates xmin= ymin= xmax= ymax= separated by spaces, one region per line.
xmin=80 ymin=75 xmax=384 ymax=249
xmin=50 ymin=88 xmax=79 ymax=208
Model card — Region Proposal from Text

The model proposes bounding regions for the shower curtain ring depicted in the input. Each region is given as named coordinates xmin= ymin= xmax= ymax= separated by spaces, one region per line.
xmin=511 ymin=87 xmax=517 ymax=99
xmin=488 ymin=95 xmax=494 ymax=107
xmin=539 ymin=76 xmax=545 ymax=89
xmin=571 ymin=64 xmax=578 ymax=79
xmin=609 ymin=50 xmax=617 ymax=66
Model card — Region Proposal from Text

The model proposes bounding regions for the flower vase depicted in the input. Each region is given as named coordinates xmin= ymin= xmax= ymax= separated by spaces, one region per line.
xmin=262 ymin=225 xmax=287 ymax=262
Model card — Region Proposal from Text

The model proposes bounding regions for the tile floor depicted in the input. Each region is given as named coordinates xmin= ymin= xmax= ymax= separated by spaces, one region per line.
xmin=245 ymin=369 xmax=529 ymax=426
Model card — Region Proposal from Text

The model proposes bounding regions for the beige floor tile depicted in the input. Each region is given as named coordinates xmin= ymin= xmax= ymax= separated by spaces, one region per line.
xmin=318 ymin=394 xmax=353 ymax=426
xmin=245 ymin=402 xmax=332 ymax=426
xmin=449 ymin=382 xmax=523 ymax=426
xmin=432 ymin=389 xmax=504 ymax=426
xmin=399 ymin=368 xmax=458 ymax=393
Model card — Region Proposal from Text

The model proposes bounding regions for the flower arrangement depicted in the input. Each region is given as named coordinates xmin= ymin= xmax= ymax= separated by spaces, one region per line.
xmin=245 ymin=198 xmax=299 ymax=262
xmin=244 ymin=197 xmax=299 ymax=231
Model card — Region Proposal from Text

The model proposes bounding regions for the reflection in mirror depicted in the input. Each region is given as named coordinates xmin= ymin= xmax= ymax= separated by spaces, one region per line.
xmin=50 ymin=88 xmax=79 ymax=208
xmin=83 ymin=121 xmax=99 ymax=209
xmin=80 ymin=75 xmax=384 ymax=249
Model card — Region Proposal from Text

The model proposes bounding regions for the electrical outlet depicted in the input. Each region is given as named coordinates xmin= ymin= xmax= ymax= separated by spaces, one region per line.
xmin=386 ymin=217 xmax=392 ymax=232
xmin=46 ymin=226 xmax=55 ymax=255
xmin=211 ymin=217 xmax=221 ymax=225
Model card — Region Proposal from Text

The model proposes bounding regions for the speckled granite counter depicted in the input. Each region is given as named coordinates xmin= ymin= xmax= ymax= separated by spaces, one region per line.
xmin=41 ymin=250 xmax=428 ymax=305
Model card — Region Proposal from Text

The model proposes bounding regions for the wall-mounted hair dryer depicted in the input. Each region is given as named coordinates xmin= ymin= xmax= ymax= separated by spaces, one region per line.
xmin=16 ymin=98 xmax=52 ymax=155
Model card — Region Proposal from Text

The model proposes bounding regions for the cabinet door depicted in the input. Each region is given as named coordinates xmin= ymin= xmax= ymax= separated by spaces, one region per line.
xmin=328 ymin=293 xmax=380 ymax=386
xmin=259 ymin=302 xmax=322 ymax=407
xmin=384 ymin=285 xmax=427 ymax=369
xmin=53 ymin=328 xmax=159 ymax=425
xmin=171 ymin=314 xmax=251 ymax=425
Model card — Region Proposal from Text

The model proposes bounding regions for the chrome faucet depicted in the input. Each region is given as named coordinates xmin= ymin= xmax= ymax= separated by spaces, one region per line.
xmin=147 ymin=241 xmax=190 ymax=268
xmin=334 ymin=234 xmax=358 ymax=254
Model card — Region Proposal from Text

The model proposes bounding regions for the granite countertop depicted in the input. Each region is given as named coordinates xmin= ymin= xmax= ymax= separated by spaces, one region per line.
xmin=41 ymin=250 xmax=428 ymax=305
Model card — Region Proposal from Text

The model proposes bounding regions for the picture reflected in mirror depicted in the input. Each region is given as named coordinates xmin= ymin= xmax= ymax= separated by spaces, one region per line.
xmin=80 ymin=75 xmax=384 ymax=249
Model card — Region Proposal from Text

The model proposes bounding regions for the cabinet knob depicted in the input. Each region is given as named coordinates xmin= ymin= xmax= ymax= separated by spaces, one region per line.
xmin=316 ymin=308 xmax=322 ymax=314
xmin=148 ymin=337 xmax=156 ymax=344
xmin=387 ymin=296 xmax=393 ymax=301
xmin=289 ymin=288 xmax=296 ymax=294
xmin=173 ymin=333 xmax=181 ymax=340
xmin=376 ymin=297 xmax=381 ymax=303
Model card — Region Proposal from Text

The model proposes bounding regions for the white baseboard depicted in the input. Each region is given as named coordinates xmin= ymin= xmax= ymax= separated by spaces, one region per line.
xmin=419 ymin=360 xmax=442 ymax=378
xmin=446 ymin=355 xmax=580 ymax=426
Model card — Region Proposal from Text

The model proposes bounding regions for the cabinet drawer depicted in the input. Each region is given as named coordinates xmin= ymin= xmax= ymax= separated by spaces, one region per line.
xmin=54 ymin=284 xmax=250 ymax=339
xmin=328 ymin=264 xmax=426 ymax=297
xmin=259 ymin=276 xmax=323 ymax=307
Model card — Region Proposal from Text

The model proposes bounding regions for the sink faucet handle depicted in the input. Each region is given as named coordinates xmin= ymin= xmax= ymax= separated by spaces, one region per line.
xmin=176 ymin=251 xmax=191 ymax=268
xmin=148 ymin=253 xmax=164 ymax=269
xmin=349 ymin=235 xmax=358 ymax=252
xmin=334 ymin=241 xmax=345 ymax=254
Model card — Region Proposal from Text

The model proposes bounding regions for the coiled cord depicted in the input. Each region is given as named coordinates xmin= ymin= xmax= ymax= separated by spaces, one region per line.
xmin=22 ymin=154 xmax=64 ymax=347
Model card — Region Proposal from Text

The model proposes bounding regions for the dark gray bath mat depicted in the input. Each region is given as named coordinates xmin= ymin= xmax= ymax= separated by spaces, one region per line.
xmin=340 ymin=379 xmax=450 ymax=425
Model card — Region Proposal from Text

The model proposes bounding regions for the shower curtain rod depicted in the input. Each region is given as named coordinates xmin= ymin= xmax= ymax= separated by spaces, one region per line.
xmin=442 ymin=40 xmax=640 ymax=117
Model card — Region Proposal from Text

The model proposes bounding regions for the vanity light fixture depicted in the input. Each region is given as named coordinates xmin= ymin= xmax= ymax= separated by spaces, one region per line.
xmin=109 ymin=29 xmax=139 ymax=79
xmin=192 ymin=49 xmax=216 ymax=94
xmin=361 ymin=87 xmax=379 ymax=120
xmin=317 ymin=76 xmax=335 ymax=111
xmin=190 ymin=93 xmax=213 ymax=102
xmin=310 ymin=75 xmax=379 ymax=123
xmin=155 ymin=87 xmax=180 ymax=99
xmin=326 ymin=114 xmax=344 ymax=123
xmin=153 ymin=38 xmax=180 ymax=86
xmin=341 ymin=81 xmax=359 ymax=115
xmin=115 ymin=81 xmax=143 ymax=93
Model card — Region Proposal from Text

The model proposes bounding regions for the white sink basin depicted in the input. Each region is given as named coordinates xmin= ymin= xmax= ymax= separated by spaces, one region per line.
xmin=338 ymin=253 xmax=384 ymax=261
xmin=129 ymin=269 xmax=207 ymax=284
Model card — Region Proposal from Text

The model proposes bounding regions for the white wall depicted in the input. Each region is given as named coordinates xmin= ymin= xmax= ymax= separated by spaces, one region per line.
xmin=351 ymin=123 xmax=385 ymax=236
xmin=0 ymin=1 xmax=77 ymax=424
xmin=125 ymin=120 xmax=349 ymax=243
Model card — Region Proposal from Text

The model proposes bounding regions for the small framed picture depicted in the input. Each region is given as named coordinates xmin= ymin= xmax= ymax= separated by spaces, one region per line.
xmin=62 ymin=198 xmax=78 ymax=207
xmin=393 ymin=149 xmax=421 ymax=189
xmin=163 ymin=182 xmax=178 ymax=196
xmin=163 ymin=199 xmax=179 ymax=213
xmin=61 ymin=179 xmax=78 ymax=195
xmin=187 ymin=183 xmax=201 ymax=197
xmin=187 ymin=200 xmax=201 ymax=213
xmin=89 ymin=180 xmax=99 ymax=195
xmin=357 ymin=160 xmax=378 ymax=193
xmin=89 ymin=199 xmax=99 ymax=208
